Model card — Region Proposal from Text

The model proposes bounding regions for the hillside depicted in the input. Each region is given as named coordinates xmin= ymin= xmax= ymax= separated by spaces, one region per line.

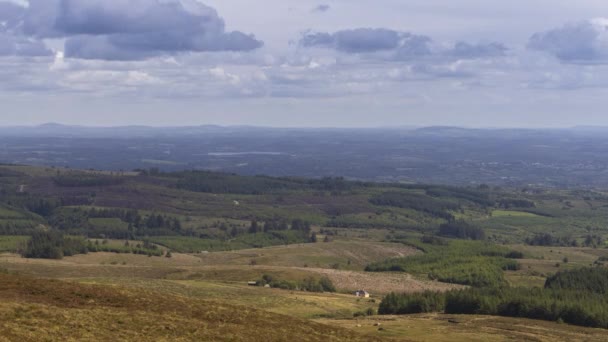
xmin=0 ymin=271 xmax=378 ymax=341
xmin=3 ymin=163 xmax=608 ymax=246
xmin=1 ymin=164 xmax=608 ymax=340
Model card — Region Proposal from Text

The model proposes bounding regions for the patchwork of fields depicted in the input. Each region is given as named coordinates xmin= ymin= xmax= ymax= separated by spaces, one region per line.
xmin=2 ymin=164 xmax=608 ymax=340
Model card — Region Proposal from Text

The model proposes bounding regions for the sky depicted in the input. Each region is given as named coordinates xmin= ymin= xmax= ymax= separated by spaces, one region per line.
xmin=1 ymin=0 xmax=608 ymax=127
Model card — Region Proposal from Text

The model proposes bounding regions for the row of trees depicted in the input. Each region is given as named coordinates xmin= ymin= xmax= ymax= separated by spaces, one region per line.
xmin=53 ymin=174 xmax=125 ymax=187
xmin=255 ymin=274 xmax=336 ymax=293
xmin=246 ymin=219 xmax=312 ymax=235
xmin=174 ymin=171 xmax=362 ymax=195
xmin=438 ymin=220 xmax=485 ymax=240
xmin=379 ymin=268 xmax=608 ymax=329
xmin=47 ymin=208 xmax=184 ymax=239
xmin=497 ymin=198 xmax=535 ymax=209
xmin=20 ymin=230 xmax=167 ymax=259
xmin=525 ymin=233 xmax=578 ymax=247
xmin=370 ymin=192 xmax=458 ymax=221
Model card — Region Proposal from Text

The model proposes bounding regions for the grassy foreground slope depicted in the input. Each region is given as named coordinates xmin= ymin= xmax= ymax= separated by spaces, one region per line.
xmin=0 ymin=271 xmax=379 ymax=342
xmin=321 ymin=314 xmax=608 ymax=342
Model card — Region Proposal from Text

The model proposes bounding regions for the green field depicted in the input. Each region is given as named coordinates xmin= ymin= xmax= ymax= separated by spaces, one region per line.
xmin=0 ymin=206 xmax=25 ymax=219
xmin=0 ymin=236 xmax=27 ymax=252
xmin=89 ymin=217 xmax=130 ymax=230
xmin=491 ymin=210 xmax=540 ymax=217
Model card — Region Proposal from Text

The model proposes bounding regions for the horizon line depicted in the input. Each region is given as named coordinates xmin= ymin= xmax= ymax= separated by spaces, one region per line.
xmin=0 ymin=122 xmax=607 ymax=130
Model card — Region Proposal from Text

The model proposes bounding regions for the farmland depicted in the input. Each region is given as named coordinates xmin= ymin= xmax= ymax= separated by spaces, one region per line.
xmin=1 ymin=164 xmax=608 ymax=340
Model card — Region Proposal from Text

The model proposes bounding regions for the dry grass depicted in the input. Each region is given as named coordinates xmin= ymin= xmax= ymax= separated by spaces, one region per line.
xmin=504 ymin=244 xmax=608 ymax=284
xmin=194 ymin=240 xmax=420 ymax=270
xmin=0 ymin=272 xmax=380 ymax=342
xmin=319 ymin=313 xmax=608 ymax=342
xmin=0 ymin=250 xmax=456 ymax=295
xmin=299 ymin=268 xmax=464 ymax=294
xmin=2 ymin=241 xmax=608 ymax=342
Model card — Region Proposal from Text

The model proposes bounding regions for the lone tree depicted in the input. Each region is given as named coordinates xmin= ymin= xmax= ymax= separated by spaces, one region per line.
xmin=310 ymin=232 xmax=318 ymax=243
xmin=248 ymin=220 xmax=260 ymax=234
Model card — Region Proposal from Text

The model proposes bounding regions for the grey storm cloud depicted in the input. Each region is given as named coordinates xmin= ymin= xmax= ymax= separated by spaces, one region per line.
xmin=300 ymin=28 xmax=432 ymax=56
xmin=312 ymin=4 xmax=330 ymax=13
xmin=528 ymin=18 xmax=608 ymax=62
xmin=2 ymin=0 xmax=263 ymax=60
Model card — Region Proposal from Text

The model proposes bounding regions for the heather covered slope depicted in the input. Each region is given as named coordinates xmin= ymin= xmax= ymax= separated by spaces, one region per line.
xmin=0 ymin=271 xmax=380 ymax=342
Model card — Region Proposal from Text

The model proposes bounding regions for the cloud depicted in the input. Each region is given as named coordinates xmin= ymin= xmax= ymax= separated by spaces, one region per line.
xmin=448 ymin=42 xmax=507 ymax=59
xmin=312 ymin=4 xmax=330 ymax=13
xmin=0 ymin=1 xmax=26 ymax=29
xmin=528 ymin=18 xmax=608 ymax=62
xmin=299 ymin=27 xmax=511 ymax=63
xmin=2 ymin=0 xmax=263 ymax=60
xmin=0 ymin=33 xmax=52 ymax=57
xmin=300 ymin=28 xmax=432 ymax=56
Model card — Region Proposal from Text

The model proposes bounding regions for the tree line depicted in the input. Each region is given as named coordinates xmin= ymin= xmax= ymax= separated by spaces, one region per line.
xmin=254 ymin=274 xmax=336 ymax=293
xmin=378 ymin=267 xmax=608 ymax=329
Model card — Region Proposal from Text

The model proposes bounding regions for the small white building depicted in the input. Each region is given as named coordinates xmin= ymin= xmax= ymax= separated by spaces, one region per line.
xmin=354 ymin=290 xmax=370 ymax=298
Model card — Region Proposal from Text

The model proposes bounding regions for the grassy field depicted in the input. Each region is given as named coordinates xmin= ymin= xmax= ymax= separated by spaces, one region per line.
xmin=89 ymin=217 xmax=129 ymax=230
xmin=491 ymin=210 xmax=540 ymax=218
xmin=192 ymin=239 xmax=420 ymax=270
xmin=0 ymin=238 xmax=457 ymax=295
xmin=0 ymin=206 xmax=25 ymax=219
xmin=3 ymin=165 xmax=608 ymax=340
xmin=1 ymin=255 xmax=605 ymax=341
xmin=0 ymin=236 xmax=27 ymax=253
xmin=2 ymin=240 xmax=608 ymax=341
xmin=319 ymin=313 xmax=608 ymax=341
xmin=505 ymin=244 xmax=608 ymax=284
